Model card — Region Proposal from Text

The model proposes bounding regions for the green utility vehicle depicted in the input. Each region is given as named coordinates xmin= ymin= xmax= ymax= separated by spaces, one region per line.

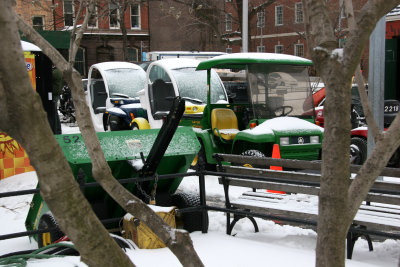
xmin=185 ymin=53 xmax=324 ymax=168
xmin=25 ymin=98 xmax=205 ymax=247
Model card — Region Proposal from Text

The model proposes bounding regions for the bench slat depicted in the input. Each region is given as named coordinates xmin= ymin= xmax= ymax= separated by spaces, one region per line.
xmin=234 ymin=196 xmax=400 ymax=231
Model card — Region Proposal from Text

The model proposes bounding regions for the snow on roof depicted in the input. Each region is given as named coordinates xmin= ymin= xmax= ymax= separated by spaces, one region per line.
xmin=91 ymin=61 xmax=143 ymax=71
xmin=209 ymin=52 xmax=311 ymax=64
xmin=21 ymin=40 xmax=41 ymax=52
xmin=149 ymin=51 xmax=225 ymax=55
xmin=151 ymin=58 xmax=200 ymax=70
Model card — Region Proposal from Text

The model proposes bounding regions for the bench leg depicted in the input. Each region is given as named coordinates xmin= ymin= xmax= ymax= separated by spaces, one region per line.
xmin=346 ymin=225 xmax=374 ymax=259
xmin=227 ymin=212 xmax=259 ymax=235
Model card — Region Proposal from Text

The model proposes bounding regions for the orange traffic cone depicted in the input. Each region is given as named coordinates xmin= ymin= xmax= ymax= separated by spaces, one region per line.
xmin=270 ymin=144 xmax=282 ymax=171
xmin=268 ymin=144 xmax=285 ymax=194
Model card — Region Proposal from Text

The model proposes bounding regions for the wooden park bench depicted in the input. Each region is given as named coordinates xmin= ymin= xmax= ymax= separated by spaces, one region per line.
xmin=213 ymin=153 xmax=400 ymax=259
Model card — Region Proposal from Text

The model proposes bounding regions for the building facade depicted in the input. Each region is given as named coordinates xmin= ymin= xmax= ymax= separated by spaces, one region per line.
xmin=15 ymin=0 xmax=150 ymax=77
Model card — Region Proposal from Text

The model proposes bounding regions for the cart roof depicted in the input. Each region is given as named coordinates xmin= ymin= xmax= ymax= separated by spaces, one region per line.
xmin=196 ymin=52 xmax=312 ymax=70
xmin=91 ymin=61 xmax=144 ymax=71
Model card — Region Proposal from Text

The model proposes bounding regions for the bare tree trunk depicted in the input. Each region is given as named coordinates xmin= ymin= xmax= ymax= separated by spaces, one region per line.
xmin=14 ymin=1 xmax=204 ymax=266
xmin=302 ymin=1 xmax=400 ymax=266
xmin=0 ymin=2 xmax=135 ymax=267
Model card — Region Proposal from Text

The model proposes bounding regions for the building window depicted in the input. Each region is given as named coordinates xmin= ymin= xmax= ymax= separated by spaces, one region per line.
xmin=226 ymin=13 xmax=232 ymax=31
xmin=109 ymin=3 xmax=119 ymax=29
xmin=295 ymin=2 xmax=304 ymax=23
xmin=88 ymin=6 xmax=98 ymax=28
xmin=63 ymin=0 xmax=74 ymax=27
xmin=74 ymin=47 xmax=86 ymax=76
xmin=97 ymin=46 xmax=114 ymax=62
xmin=275 ymin=45 xmax=283 ymax=54
xmin=275 ymin=5 xmax=283 ymax=26
xmin=127 ymin=47 xmax=138 ymax=62
xmin=32 ymin=16 xmax=44 ymax=31
xmin=257 ymin=46 xmax=265 ymax=52
xmin=257 ymin=11 xmax=265 ymax=28
xmin=295 ymin=44 xmax=304 ymax=57
xmin=226 ymin=47 xmax=232 ymax=53
xmin=131 ymin=4 xmax=140 ymax=29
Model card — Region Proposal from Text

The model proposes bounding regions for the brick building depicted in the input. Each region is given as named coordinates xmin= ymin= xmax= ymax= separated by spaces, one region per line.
xmin=15 ymin=0 xmax=150 ymax=76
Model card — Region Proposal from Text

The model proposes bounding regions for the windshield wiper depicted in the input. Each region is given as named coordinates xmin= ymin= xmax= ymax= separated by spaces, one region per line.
xmin=181 ymin=96 xmax=203 ymax=104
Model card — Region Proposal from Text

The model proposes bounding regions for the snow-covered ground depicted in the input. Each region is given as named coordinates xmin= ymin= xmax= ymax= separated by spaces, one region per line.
xmin=0 ymin=124 xmax=399 ymax=266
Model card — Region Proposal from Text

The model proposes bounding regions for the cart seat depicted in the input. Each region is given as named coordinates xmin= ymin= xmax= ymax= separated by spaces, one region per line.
xmin=211 ymin=108 xmax=239 ymax=141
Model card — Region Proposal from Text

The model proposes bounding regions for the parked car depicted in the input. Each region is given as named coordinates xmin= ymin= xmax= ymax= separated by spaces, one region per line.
xmin=86 ymin=62 xmax=147 ymax=132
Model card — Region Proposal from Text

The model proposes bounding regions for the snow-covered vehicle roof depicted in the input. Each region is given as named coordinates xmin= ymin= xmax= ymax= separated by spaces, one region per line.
xmin=90 ymin=61 xmax=144 ymax=71
xmin=197 ymin=52 xmax=312 ymax=70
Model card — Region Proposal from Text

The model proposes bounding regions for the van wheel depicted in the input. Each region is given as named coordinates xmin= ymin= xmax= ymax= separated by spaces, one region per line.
xmin=107 ymin=115 xmax=128 ymax=131
xmin=350 ymin=137 xmax=367 ymax=165
xmin=37 ymin=212 xmax=65 ymax=248
xmin=171 ymin=192 xmax=208 ymax=233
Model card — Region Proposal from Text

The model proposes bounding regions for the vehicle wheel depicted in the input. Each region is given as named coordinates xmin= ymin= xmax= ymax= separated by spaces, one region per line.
xmin=171 ymin=192 xmax=208 ymax=233
xmin=107 ymin=115 xmax=128 ymax=131
xmin=350 ymin=137 xmax=367 ymax=165
xmin=388 ymin=149 xmax=400 ymax=167
xmin=37 ymin=212 xmax=65 ymax=248
xmin=241 ymin=150 xmax=266 ymax=168
xmin=131 ymin=122 xmax=139 ymax=130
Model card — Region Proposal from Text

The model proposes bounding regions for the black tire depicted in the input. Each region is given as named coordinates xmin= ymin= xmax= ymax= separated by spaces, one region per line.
xmin=37 ymin=212 xmax=65 ymax=248
xmin=241 ymin=150 xmax=266 ymax=168
xmin=191 ymin=144 xmax=216 ymax=171
xmin=350 ymin=137 xmax=367 ymax=165
xmin=131 ymin=122 xmax=139 ymax=130
xmin=107 ymin=115 xmax=129 ymax=131
xmin=171 ymin=192 xmax=208 ymax=233
xmin=388 ymin=149 xmax=400 ymax=167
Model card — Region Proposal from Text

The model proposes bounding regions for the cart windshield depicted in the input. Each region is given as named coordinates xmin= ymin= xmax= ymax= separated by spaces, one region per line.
xmin=172 ymin=67 xmax=227 ymax=104
xmin=104 ymin=68 xmax=146 ymax=99
xmin=246 ymin=64 xmax=313 ymax=119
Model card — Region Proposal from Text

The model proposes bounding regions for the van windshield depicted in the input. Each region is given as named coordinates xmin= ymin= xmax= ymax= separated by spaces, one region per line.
xmin=172 ymin=67 xmax=227 ymax=104
xmin=104 ymin=68 xmax=146 ymax=98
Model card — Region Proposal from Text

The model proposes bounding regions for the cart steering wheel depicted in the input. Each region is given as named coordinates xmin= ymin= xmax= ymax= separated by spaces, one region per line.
xmin=274 ymin=106 xmax=293 ymax=116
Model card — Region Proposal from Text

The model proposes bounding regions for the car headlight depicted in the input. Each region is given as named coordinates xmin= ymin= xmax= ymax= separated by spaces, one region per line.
xmin=280 ymin=137 xmax=290 ymax=145
xmin=310 ymin=136 xmax=319 ymax=144
xmin=119 ymin=100 xmax=125 ymax=105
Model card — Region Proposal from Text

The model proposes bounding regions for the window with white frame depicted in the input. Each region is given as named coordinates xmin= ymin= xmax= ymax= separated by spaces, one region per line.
xmin=257 ymin=11 xmax=265 ymax=28
xmin=109 ymin=3 xmax=119 ymax=29
xmin=131 ymin=4 xmax=140 ymax=29
xmin=257 ymin=46 xmax=265 ymax=52
xmin=226 ymin=13 xmax=232 ymax=31
xmin=63 ymin=0 xmax=74 ymax=27
xmin=226 ymin=47 xmax=232 ymax=53
xmin=295 ymin=2 xmax=303 ymax=23
xmin=295 ymin=44 xmax=304 ymax=57
xmin=275 ymin=5 xmax=283 ymax=26
xmin=275 ymin=45 xmax=283 ymax=54
xmin=32 ymin=16 xmax=44 ymax=31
